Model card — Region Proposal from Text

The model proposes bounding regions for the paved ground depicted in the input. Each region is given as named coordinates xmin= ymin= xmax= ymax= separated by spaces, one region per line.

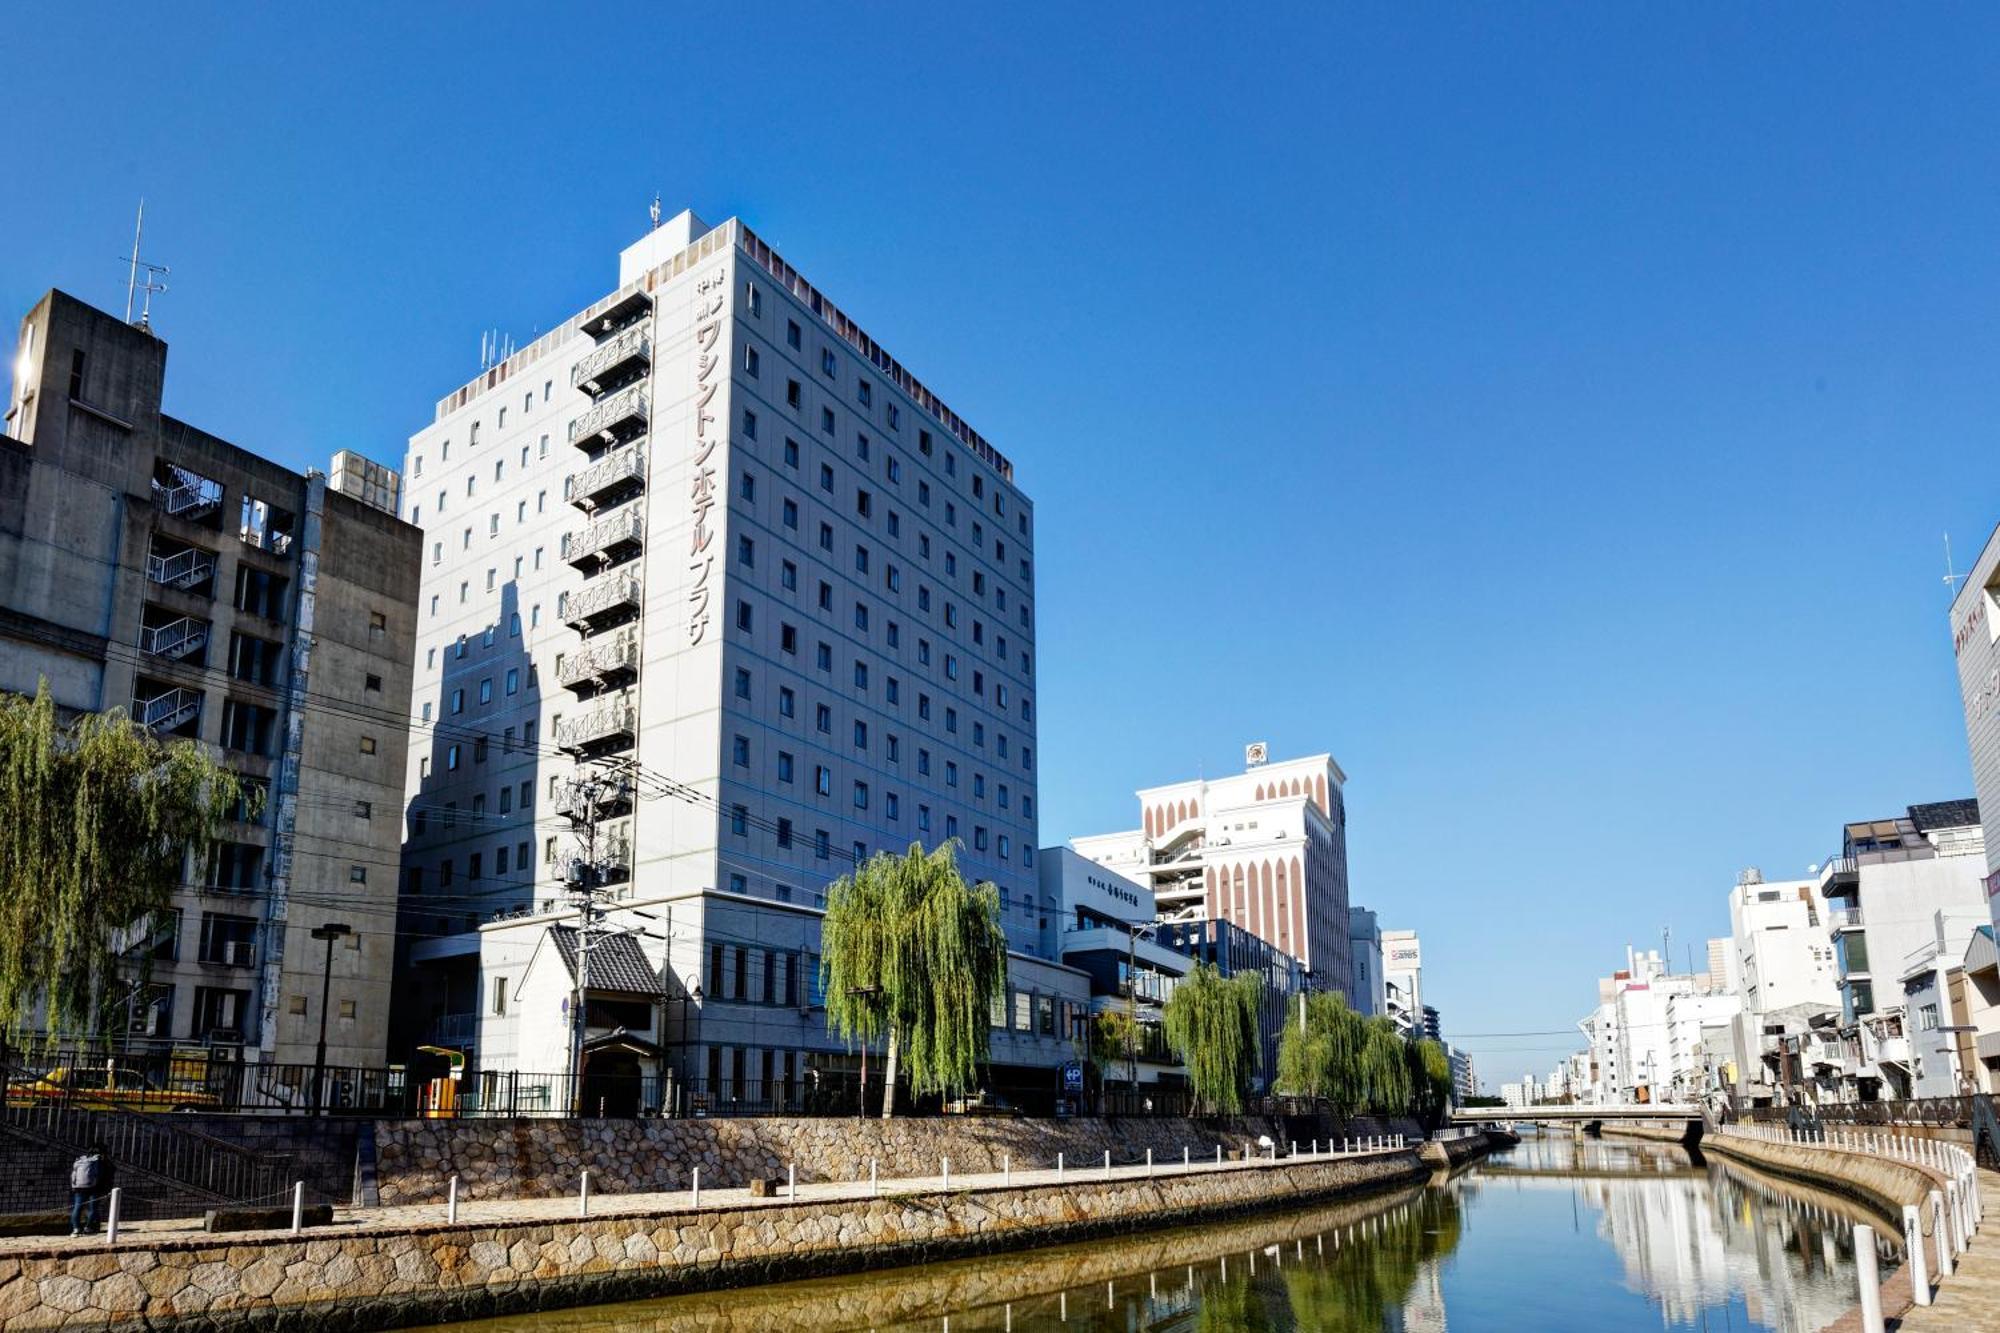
xmin=0 ymin=1138 xmax=1418 ymax=1252
xmin=1892 ymin=1167 xmax=2000 ymax=1330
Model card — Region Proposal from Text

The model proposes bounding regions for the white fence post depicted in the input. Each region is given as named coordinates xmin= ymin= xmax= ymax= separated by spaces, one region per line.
xmin=1904 ymin=1204 xmax=1930 ymax=1307
xmin=578 ymin=1169 xmax=590 ymax=1218
xmin=789 ymin=1162 xmax=797 ymax=1201
xmin=870 ymin=1159 xmax=878 ymax=1197
xmin=942 ymin=1157 xmax=950 ymax=1191
xmin=447 ymin=1174 xmax=459 ymax=1225
xmin=1852 ymin=1224 xmax=1884 ymax=1333
xmin=1057 ymin=1152 xmax=1065 ymax=1182
xmin=104 ymin=1188 xmax=121 ymax=1245
xmin=290 ymin=1181 xmax=305 ymax=1235
xmin=692 ymin=1166 xmax=701 ymax=1208
xmin=1004 ymin=1153 xmax=1011 ymax=1186
xmin=1933 ymin=1190 xmax=1954 ymax=1278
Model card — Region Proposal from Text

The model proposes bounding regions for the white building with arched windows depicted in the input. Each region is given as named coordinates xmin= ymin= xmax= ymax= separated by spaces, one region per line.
xmin=1071 ymin=746 xmax=1352 ymax=990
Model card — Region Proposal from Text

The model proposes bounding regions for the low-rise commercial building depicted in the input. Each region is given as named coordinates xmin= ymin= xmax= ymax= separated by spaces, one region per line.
xmin=1347 ymin=905 xmax=1384 ymax=1016
xmin=1382 ymin=929 xmax=1422 ymax=1038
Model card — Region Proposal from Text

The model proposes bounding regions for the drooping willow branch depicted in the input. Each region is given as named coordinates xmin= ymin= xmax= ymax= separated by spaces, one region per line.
xmin=0 ymin=682 xmax=248 ymax=1039
xmin=1161 ymin=963 xmax=1263 ymax=1115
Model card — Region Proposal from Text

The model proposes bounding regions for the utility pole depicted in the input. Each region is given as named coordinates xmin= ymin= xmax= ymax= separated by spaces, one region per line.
xmin=565 ymin=773 xmax=607 ymax=1117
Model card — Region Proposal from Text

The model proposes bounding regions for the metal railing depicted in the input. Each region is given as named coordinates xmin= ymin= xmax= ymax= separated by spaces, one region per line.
xmin=568 ymin=383 xmax=649 ymax=446
xmin=1830 ymin=906 xmax=1866 ymax=929
xmin=144 ymin=546 xmax=214 ymax=591
xmin=135 ymin=687 xmax=201 ymax=732
xmin=150 ymin=473 xmax=221 ymax=521
xmin=567 ymin=445 xmax=647 ymax=509
xmin=1747 ymin=1096 xmax=1980 ymax=1128
xmin=562 ymin=507 xmax=646 ymax=566
xmin=139 ymin=616 xmax=209 ymax=661
xmin=560 ymin=572 xmax=643 ymax=629
xmin=557 ymin=634 xmax=639 ymax=689
xmin=554 ymin=694 xmax=637 ymax=752
xmin=571 ymin=327 xmax=651 ymax=392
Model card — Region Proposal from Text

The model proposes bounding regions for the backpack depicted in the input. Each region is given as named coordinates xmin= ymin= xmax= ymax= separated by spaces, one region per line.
xmin=71 ymin=1154 xmax=100 ymax=1191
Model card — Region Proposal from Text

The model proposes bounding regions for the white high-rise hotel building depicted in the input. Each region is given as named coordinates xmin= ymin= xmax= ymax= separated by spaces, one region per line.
xmin=394 ymin=210 xmax=1049 ymax=1103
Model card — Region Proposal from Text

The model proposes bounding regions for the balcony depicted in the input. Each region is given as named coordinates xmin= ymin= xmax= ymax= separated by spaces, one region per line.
xmin=562 ymin=507 xmax=645 ymax=570
xmin=139 ymin=614 xmax=210 ymax=663
xmin=567 ymin=445 xmax=647 ymax=513
xmin=555 ymin=776 xmax=636 ymax=823
xmin=560 ymin=573 xmax=642 ymax=632
xmin=569 ymin=383 xmax=649 ymax=451
xmin=557 ymin=633 xmax=639 ymax=696
xmin=1829 ymin=906 xmax=1865 ymax=931
xmin=145 ymin=543 xmax=215 ymax=594
xmin=555 ymin=693 xmax=637 ymax=756
xmin=578 ymin=288 xmax=651 ymax=342
xmin=599 ymin=833 xmax=633 ymax=885
xmin=150 ymin=463 xmax=223 ymax=525
xmin=572 ymin=327 xmax=651 ymax=397
xmin=134 ymin=685 xmax=201 ymax=735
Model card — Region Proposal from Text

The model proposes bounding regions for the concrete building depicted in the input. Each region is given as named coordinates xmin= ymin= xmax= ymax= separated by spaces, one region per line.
xmin=1421 ymin=1004 xmax=1442 ymax=1042
xmin=1346 ymin=905 xmax=1385 ymax=1016
xmin=1070 ymin=745 xmax=1351 ymax=987
xmin=1040 ymin=848 xmax=1189 ymax=1092
xmin=1949 ymin=526 xmax=2000 ymax=940
xmin=1724 ymin=869 xmax=1840 ymax=1106
xmin=1580 ymin=947 xmax=1724 ymax=1104
xmin=1382 ymin=929 xmax=1422 ymax=1038
xmin=1447 ymin=1045 xmax=1478 ymax=1102
xmin=1 ymin=289 xmax=421 ymax=1069
xmin=1817 ymin=801 xmax=1987 ymax=1100
xmin=394 ymin=210 xmax=1060 ymax=1110
xmin=1155 ymin=915 xmax=1303 ymax=1090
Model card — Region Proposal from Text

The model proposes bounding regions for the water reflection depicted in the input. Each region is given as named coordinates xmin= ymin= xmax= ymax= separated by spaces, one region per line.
xmin=412 ymin=1134 xmax=1890 ymax=1332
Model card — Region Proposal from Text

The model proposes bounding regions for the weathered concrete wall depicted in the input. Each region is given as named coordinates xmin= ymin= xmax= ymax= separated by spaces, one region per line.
xmin=1606 ymin=1124 xmax=1936 ymax=1219
xmin=373 ymin=1112 xmax=1419 ymax=1205
xmin=0 ymin=1141 xmax=1487 ymax=1331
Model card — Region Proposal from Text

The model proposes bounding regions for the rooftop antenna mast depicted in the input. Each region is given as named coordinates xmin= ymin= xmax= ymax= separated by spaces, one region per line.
xmin=649 ymin=194 xmax=662 ymax=231
xmin=1944 ymin=532 xmax=1963 ymax=599
xmin=120 ymin=201 xmax=169 ymax=330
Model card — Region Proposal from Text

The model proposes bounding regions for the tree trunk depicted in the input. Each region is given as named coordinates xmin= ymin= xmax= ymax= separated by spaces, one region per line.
xmin=880 ymin=1028 xmax=899 ymax=1119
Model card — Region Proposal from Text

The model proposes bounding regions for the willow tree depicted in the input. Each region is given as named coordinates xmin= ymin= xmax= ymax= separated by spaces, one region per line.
xmin=820 ymin=840 xmax=1007 ymax=1118
xmin=1275 ymin=991 xmax=1372 ymax=1119
xmin=1161 ymin=963 xmax=1263 ymax=1115
xmin=1406 ymin=1037 xmax=1454 ymax=1132
xmin=1361 ymin=1016 xmax=1412 ymax=1115
xmin=0 ymin=682 xmax=247 ymax=1038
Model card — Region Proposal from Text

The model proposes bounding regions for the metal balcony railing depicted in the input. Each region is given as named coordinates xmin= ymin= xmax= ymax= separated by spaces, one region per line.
xmin=1829 ymin=906 xmax=1865 ymax=930
xmin=568 ymin=383 xmax=649 ymax=450
xmin=557 ymin=634 xmax=639 ymax=692
xmin=555 ymin=776 xmax=635 ymax=823
xmin=139 ymin=616 xmax=210 ymax=661
xmin=555 ymin=694 xmax=637 ymax=754
xmin=560 ymin=573 xmax=642 ymax=631
xmin=135 ymin=687 xmax=201 ymax=733
xmin=150 ymin=472 xmax=222 ymax=521
xmin=563 ymin=507 xmax=645 ymax=568
xmin=577 ymin=288 xmax=652 ymax=342
xmin=567 ymin=445 xmax=647 ymax=512
xmin=571 ymin=327 xmax=651 ymax=396
xmin=599 ymin=834 xmax=632 ymax=883
xmin=146 ymin=546 xmax=215 ymax=591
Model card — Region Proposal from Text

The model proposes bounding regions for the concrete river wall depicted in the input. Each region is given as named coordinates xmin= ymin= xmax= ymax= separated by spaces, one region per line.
xmin=0 ymin=1132 xmax=1492 ymax=1331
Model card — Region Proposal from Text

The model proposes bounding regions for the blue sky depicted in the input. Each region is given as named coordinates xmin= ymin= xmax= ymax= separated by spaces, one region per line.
xmin=6 ymin=6 xmax=1999 ymax=1077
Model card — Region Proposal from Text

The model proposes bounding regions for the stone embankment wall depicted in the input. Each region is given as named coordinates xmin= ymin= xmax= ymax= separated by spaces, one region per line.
xmin=374 ymin=1112 xmax=1418 ymax=1205
xmin=0 ymin=1138 xmax=1487 ymax=1330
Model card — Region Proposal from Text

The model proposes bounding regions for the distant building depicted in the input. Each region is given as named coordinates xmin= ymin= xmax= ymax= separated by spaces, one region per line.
xmin=1948 ymin=530 xmax=2000 ymax=941
xmin=1156 ymin=916 xmax=1303 ymax=1091
xmin=1447 ymin=1046 xmax=1477 ymax=1102
xmin=1725 ymin=868 xmax=1840 ymax=1106
xmin=1382 ymin=929 xmax=1422 ymax=1038
xmin=1041 ymin=848 xmax=1188 ymax=1089
xmin=1 ymin=288 xmax=422 ymax=1067
xmin=1347 ymin=906 xmax=1384 ymax=1016
xmin=1071 ymin=745 xmax=1352 ymax=986
xmin=1421 ymin=1004 xmax=1442 ymax=1042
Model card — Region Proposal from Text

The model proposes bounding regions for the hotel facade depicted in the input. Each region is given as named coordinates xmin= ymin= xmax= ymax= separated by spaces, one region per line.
xmin=394 ymin=211 xmax=1071 ymax=1111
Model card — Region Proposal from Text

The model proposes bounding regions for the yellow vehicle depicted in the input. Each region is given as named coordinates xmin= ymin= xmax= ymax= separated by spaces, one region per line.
xmin=4 ymin=1065 xmax=220 ymax=1112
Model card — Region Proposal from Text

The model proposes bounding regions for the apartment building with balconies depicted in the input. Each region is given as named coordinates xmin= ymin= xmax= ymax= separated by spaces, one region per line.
xmin=1 ymin=289 xmax=421 ymax=1068
xmin=394 ymin=210 xmax=1049 ymax=1109
xmin=1816 ymin=800 xmax=1987 ymax=1100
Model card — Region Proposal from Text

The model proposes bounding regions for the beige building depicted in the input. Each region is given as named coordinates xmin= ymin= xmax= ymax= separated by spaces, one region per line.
xmin=2 ymin=289 xmax=421 ymax=1069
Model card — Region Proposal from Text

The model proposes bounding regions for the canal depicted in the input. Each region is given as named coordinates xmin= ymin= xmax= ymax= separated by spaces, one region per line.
xmin=414 ymin=1133 xmax=1898 ymax=1331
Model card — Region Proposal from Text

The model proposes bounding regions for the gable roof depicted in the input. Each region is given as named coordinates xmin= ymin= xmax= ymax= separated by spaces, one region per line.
xmin=549 ymin=926 xmax=664 ymax=996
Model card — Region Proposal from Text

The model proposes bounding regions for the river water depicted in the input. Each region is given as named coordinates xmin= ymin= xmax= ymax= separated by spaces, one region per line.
xmin=416 ymin=1134 xmax=1897 ymax=1331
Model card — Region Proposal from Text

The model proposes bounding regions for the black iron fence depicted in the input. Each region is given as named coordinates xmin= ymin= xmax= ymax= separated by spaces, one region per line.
xmin=1744 ymin=1096 xmax=1982 ymax=1129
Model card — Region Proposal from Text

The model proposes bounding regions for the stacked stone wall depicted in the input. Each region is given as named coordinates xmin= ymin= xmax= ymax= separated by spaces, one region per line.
xmin=374 ymin=1112 xmax=1419 ymax=1205
xmin=0 ymin=1139 xmax=1481 ymax=1330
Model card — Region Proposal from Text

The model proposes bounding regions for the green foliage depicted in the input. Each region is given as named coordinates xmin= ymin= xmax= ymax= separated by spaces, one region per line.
xmin=1161 ymin=963 xmax=1262 ymax=1115
xmin=0 ymin=682 xmax=246 ymax=1038
xmin=1277 ymin=993 xmax=1447 ymax=1124
xmin=1406 ymin=1038 xmax=1455 ymax=1132
xmin=1089 ymin=1010 xmax=1139 ymax=1073
xmin=820 ymin=840 xmax=1007 ymax=1100
xmin=1279 ymin=1188 xmax=1464 ymax=1330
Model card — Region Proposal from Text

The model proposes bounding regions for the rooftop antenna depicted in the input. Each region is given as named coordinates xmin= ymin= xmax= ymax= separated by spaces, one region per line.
xmin=1944 ymin=532 xmax=1963 ymax=599
xmin=650 ymin=194 xmax=662 ymax=231
xmin=119 ymin=200 xmax=169 ymax=330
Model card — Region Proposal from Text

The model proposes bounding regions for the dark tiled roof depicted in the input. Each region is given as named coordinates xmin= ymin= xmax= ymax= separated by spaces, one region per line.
xmin=1908 ymin=799 xmax=1980 ymax=833
xmin=548 ymin=926 xmax=663 ymax=996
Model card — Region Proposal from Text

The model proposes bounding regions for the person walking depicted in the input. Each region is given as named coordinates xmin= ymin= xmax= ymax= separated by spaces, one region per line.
xmin=68 ymin=1146 xmax=103 ymax=1236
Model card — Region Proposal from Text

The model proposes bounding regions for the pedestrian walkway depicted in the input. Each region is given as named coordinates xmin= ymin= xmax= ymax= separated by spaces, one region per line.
xmin=0 ymin=1134 xmax=1419 ymax=1253
xmin=1893 ymin=1167 xmax=2000 ymax=1330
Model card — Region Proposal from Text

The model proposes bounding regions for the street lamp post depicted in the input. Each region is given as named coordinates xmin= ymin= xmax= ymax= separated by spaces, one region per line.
xmin=309 ymin=923 xmax=354 ymax=1116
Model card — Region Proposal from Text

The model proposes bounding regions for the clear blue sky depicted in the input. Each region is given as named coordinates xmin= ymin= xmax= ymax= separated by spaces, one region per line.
xmin=7 ymin=6 xmax=1999 ymax=1079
